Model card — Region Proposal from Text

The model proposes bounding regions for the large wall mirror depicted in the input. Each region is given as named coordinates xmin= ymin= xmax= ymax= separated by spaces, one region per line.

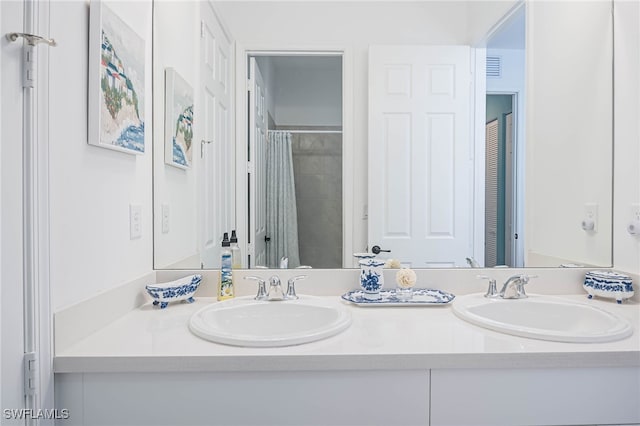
xmin=153 ymin=1 xmax=613 ymax=270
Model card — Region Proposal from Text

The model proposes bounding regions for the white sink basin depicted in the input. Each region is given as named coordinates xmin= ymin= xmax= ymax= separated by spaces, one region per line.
xmin=189 ymin=296 xmax=352 ymax=347
xmin=452 ymin=294 xmax=633 ymax=343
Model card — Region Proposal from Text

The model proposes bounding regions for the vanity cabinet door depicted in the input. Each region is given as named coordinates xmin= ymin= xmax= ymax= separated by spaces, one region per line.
xmin=56 ymin=370 xmax=430 ymax=426
xmin=430 ymin=367 xmax=640 ymax=426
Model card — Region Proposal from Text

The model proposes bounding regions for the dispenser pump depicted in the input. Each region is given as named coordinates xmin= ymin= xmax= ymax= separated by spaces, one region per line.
xmin=230 ymin=230 xmax=241 ymax=269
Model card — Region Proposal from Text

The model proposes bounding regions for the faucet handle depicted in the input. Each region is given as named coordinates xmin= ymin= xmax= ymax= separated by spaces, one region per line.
xmin=507 ymin=274 xmax=538 ymax=299
xmin=244 ymin=276 xmax=267 ymax=300
xmin=266 ymin=275 xmax=286 ymax=300
xmin=517 ymin=274 xmax=538 ymax=295
xmin=286 ymin=275 xmax=307 ymax=300
xmin=477 ymin=275 xmax=498 ymax=298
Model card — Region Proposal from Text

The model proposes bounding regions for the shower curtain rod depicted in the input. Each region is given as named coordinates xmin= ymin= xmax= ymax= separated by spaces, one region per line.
xmin=269 ymin=129 xmax=342 ymax=134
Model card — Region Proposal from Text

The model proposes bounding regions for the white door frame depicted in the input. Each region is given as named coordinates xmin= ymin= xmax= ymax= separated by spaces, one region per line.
xmin=480 ymin=91 xmax=525 ymax=268
xmin=472 ymin=1 xmax=526 ymax=267
xmin=472 ymin=48 xmax=488 ymax=266
xmin=2 ymin=0 xmax=54 ymax=421
xmin=247 ymin=57 xmax=268 ymax=267
xmin=197 ymin=1 xmax=234 ymax=269
xmin=486 ymin=91 xmax=524 ymax=267
xmin=234 ymin=44 xmax=354 ymax=268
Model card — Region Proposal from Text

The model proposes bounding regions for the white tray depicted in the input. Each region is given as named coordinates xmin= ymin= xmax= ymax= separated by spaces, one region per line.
xmin=341 ymin=288 xmax=455 ymax=306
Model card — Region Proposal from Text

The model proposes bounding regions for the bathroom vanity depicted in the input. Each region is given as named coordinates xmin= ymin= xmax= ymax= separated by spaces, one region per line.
xmin=53 ymin=269 xmax=640 ymax=426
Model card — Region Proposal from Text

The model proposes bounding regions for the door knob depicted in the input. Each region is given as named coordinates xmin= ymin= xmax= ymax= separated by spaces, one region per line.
xmin=371 ymin=245 xmax=391 ymax=254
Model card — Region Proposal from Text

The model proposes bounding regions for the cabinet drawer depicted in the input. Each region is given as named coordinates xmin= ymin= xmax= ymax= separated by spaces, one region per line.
xmin=430 ymin=367 xmax=640 ymax=426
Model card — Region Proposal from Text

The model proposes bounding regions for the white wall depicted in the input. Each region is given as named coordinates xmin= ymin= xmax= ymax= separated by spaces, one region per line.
xmin=613 ymin=0 xmax=640 ymax=275
xmin=525 ymin=1 xmax=613 ymax=267
xmin=486 ymin=48 xmax=524 ymax=93
xmin=49 ymin=1 xmax=153 ymax=311
xmin=153 ymin=1 xmax=200 ymax=268
xmin=467 ymin=1 xmax=520 ymax=44
xmin=272 ymin=57 xmax=342 ymax=127
xmin=256 ymin=56 xmax=342 ymax=127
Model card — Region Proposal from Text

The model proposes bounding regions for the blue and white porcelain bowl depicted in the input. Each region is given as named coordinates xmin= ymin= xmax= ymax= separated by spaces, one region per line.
xmin=359 ymin=258 xmax=386 ymax=300
xmin=583 ymin=270 xmax=634 ymax=304
xmin=146 ymin=274 xmax=202 ymax=309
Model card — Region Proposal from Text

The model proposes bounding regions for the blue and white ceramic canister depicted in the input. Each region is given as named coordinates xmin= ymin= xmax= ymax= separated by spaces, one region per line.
xmin=583 ymin=270 xmax=634 ymax=304
xmin=359 ymin=258 xmax=386 ymax=300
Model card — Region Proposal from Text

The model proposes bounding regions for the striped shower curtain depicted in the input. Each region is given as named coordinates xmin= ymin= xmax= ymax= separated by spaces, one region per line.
xmin=266 ymin=131 xmax=300 ymax=268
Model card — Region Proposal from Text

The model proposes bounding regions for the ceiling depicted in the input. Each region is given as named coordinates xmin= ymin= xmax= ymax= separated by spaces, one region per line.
xmin=487 ymin=5 xmax=525 ymax=50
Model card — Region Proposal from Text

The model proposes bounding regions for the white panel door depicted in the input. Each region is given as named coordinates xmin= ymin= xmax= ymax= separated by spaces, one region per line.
xmin=369 ymin=46 xmax=473 ymax=268
xmin=248 ymin=58 xmax=267 ymax=267
xmin=199 ymin=2 xmax=232 ymax=268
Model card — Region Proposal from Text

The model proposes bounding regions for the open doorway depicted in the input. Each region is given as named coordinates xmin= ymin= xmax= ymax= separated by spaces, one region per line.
xmin=485 ymin=95 xmax=516 ymax=267
xmin=247 ymin=54 xmax=343 ymax=269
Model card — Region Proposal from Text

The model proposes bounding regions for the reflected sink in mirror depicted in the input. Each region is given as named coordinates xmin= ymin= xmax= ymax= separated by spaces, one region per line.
xmin=189 ymin=296 xmax=352 ymax=347
xmin=452 ymin=294 xmax=633 ymax=343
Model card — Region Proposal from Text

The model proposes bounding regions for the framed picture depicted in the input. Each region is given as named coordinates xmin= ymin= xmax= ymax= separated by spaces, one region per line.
xmin=164 ymin=68 xmax=194 ymax=169
xmin=88 ymin=0 xmax=145 ymax=154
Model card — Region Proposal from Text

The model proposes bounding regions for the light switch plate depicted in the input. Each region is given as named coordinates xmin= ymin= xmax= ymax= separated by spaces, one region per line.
xmin=130 ymin=204 xmax=142 ymax=240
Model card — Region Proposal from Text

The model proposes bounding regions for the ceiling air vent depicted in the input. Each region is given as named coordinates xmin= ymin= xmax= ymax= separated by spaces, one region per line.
xmin=486 ymin=56 xmax=502 ymax=78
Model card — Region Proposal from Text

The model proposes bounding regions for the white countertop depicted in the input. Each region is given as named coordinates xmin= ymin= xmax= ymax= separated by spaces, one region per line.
xmin=53 ymin=293 xmax=640 ymax=373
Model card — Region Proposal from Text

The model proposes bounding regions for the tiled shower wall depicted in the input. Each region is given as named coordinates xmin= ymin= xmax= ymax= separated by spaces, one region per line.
xmin=286 ymin=129 xmax=343 ymax=268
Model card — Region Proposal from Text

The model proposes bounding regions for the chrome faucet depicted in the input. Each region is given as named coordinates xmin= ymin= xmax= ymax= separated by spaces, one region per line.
xmin=267 ymin=275 xmax=285 ymax=300
xmin=285 ymin=275 xmax=307 ymax=300
xmin=477 ymin=275 xmax=498 ymax=298
xmin=244 ymin=275 xmax=307 ymax=301
xmin=478 ymin=274 xmax=537 ymax=299
xmin=499 ymin=274 xmax=537 ymax=299
xmin=245 ymin=276 xmax=268 ymax=300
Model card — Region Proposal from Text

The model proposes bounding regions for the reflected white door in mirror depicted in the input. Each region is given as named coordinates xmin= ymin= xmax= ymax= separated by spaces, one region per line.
xmin=369 ymin=45 xmax=474 ymax=269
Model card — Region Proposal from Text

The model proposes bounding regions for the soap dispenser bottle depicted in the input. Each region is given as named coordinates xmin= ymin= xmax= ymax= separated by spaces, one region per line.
xmin=230 ymin=230 xmax=242 ymax=269
xmin=218 ymin=232 xmax=234 ymax=301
